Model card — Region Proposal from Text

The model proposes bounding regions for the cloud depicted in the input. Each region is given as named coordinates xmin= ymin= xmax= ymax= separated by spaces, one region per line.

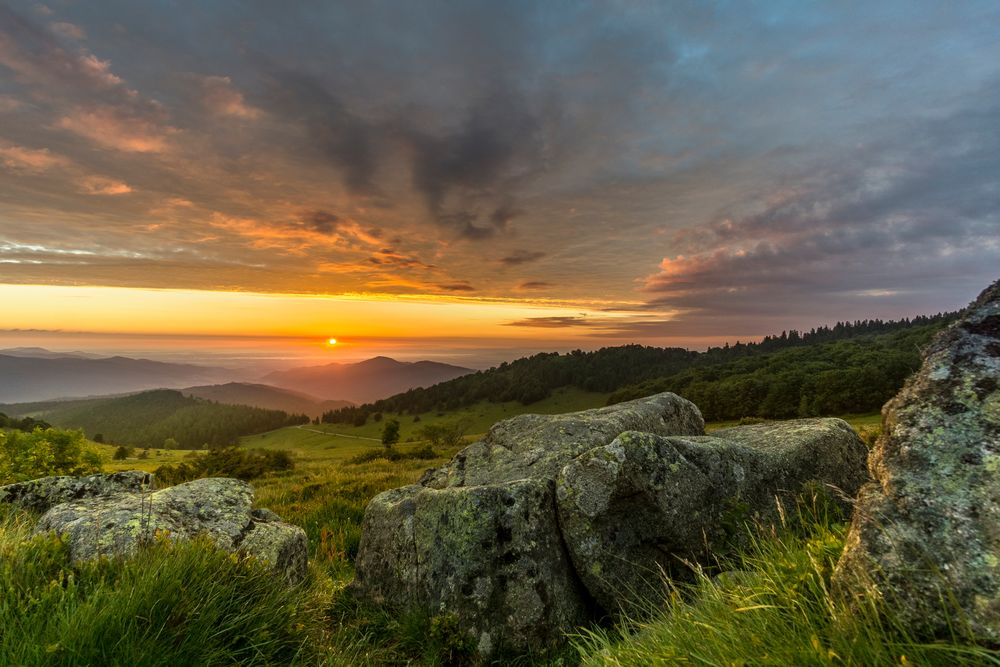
xmin=367 ymin=248 xmax=435 ymax=270
xmin=642 ymin=92 xmax=1000 ymax=326
xmin=56 ymin=106 xmax=174 ymax=152
xmin=515 ymin=281 xmax=553 ymax=290
xmin=200 ymin=75 xmax=260 ymax=119
xmin=50 ymin=21 xmax=85 ymax=41
xmin=0 ymin=143 xmax=69 ymax=171
xmin=500 ymin=250 xmax=546 ymax=266
xmin=504 ymin=316 xmax=592 ymax=328
xmin=0 ymin=7 xmax=123 ymax=90
xmin=78 ymin=175 xmax=132 ymax=195
xmin=436 ymin=281 xmax=476 ymax=292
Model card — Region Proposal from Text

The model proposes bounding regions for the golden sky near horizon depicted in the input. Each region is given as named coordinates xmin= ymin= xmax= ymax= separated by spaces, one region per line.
xmin=1 ymin=2 xmax=998 ymax=360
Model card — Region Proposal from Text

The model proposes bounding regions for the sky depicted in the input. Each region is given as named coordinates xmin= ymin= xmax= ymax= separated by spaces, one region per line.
xmin=1 ymin=1 xmax=998 ymax=366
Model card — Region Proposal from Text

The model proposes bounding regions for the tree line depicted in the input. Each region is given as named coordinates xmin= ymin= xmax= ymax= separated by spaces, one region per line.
xmin=322 ymin=312 xmax=955 ymax=425
xmin=29 ymin=390 xmax=309 ymax=449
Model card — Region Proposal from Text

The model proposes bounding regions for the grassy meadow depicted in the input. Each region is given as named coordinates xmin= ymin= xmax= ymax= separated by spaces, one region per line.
xmin=6 ymin=392 xmax=998 ymax=664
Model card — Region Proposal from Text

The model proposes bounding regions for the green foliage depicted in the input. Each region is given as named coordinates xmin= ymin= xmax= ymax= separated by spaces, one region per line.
xmin=112 ymin=445 xmax=132 ymax=461
xmin=610 ymin=322 xmax=948 ymax=421
xmin=418 ymin=418 xmax=470 ymax=449
xmin=0 ymin=427 xmax=101 ymax=484
xmin=0 ymin=412 xmax=52 ymax=432
xmin=8 ymin=390 xmax=310 ymax=450
xmin=323 ymin=313 xmax=954 ymax=424
xmin=380 ymin=418 xmax=400 ymax=447
xmin=0 ymin=512 xmax=322 ymax=666
xmin=154 ymin=447 xmax=294 ymax=485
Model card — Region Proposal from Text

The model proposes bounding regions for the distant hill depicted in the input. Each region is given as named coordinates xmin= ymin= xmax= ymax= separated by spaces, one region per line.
xmin=0 ymin=389 xmax=308 ymax=449
xmin=0 ymin=347 xmax=103 ymax=359
xmin=262 ymin=356 xmax=473 ymax=403
xmin=0 ymin=350 xmax=232 ymax=403
xmin=322 ymin=312 xmax=957 ymax=425
xmin=182 ymin=382 xmax=352 ymax=418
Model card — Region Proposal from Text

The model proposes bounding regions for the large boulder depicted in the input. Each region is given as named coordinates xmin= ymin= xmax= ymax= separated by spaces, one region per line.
xmin=0 ymin=470 xmax=153 ymax=511
xmin=834 ymin=279 xmax=1000 ymax=640
xmin=353 ymin=392 xmax=704 ymax=654
xmin=24 ymin=476 xmax=307 ymax=582
xmin=556 ymin=419 xmax=868 ymax=613
xmin=420 ymin=391 xmax=705 ymax=489
xmin=353 ymin=478 xmax=590 ymax=655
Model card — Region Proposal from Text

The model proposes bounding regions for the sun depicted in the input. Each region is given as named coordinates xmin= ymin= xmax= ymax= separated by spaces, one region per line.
xmin=327 ymin=338 xmax=337 ymax=346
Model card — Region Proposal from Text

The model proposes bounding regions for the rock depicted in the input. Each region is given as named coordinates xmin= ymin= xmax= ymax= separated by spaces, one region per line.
xmin=33 ymin=476 xmax=308 ymax=582
xmin=352 ymin=478 xmax=589 ymax=654
xmin=354 ymin=392 xmax=703 ymax=654
xmin=0 ymin=470 xmax=153 ymax=512
xmin=420 ymin=392 xmax=705 ymax=488
xmin=556 ymin=419 xmax=868 ymax=613
xmin=834 ymin=279 xmax=1000 ymax=641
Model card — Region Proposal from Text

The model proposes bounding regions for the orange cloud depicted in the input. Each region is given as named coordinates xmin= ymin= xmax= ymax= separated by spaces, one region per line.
xmin=200 ymin=75 xmax=260 ymax=119
xmin=78 ymin=175 xmax=132 ymax=195
xmin=57 ymin=106 xmax=174 ymax=153
xmin=0 ymin=143 xmax=70 ymax=171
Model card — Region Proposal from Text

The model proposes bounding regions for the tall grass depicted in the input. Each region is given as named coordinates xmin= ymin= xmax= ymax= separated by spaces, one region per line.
xmin=0 ymin=506 xmax=325 ymax=666
xmin=572 ymin=495 xmax=1000 ymax=667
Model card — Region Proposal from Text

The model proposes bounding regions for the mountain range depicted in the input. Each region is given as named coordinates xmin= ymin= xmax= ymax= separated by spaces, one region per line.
xmin=0 ymin=351 xmax=230 ymax=403
xmin=262 ymin=356 xmax=473 ymax=403
xmin=181 ymin=382 xmax=352 ymax=419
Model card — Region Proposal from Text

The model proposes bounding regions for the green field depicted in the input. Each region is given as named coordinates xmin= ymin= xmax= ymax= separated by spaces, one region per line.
xmin=7 ymin=400 xmax=916 ymax=665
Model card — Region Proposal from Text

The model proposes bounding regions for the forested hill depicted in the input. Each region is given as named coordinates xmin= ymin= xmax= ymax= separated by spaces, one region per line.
xmin=0 ymin=390 xmax=308 ymax=449
xmin=322 ymin=312 xmax=955 ymax=425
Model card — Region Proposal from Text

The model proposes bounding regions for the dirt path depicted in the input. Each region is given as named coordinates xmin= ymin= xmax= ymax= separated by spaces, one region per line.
xmin=294 ymin=424 xmax=381 ymax=442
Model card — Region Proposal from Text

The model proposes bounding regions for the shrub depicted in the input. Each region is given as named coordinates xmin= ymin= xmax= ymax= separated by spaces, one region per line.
xmin=0 ymin=427 xmax=101 ymax=484
xmin=154 ymin=447 xmax=294 ymax=485
xmin=112 ymin=445 xmax=133 ymax=460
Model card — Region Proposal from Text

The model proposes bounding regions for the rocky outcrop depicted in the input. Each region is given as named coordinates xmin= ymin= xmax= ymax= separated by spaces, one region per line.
xmin=557 ymin=420 xmax=868 ymax=613
xmin=0 ymin=470 xmax=153 ymax=511
xmin=419 ymin=391 xmax=705 ymax=489
xmin=834 ymin=279 xmax=1000 ymax=641
xmin=352 ymin=393 xmax=868 ymax=655
xmin=2 ymin=473 xmax=308 ymax=582
xmin=354 ymin=479 xmax=589 ymax=655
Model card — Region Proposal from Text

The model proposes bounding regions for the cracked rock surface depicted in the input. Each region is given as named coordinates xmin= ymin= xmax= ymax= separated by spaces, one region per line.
xmin=353 ymin=392 xmax=867 ymax=655
xmin=835 ymin=279 xmax=1000 ymax=641
xmin=3 ymin=474 xmax=307 ymax=582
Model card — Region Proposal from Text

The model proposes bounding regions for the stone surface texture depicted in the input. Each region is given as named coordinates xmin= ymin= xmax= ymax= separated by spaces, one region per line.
xmin=1 ymin=475 xmax=308 ymax=582
xmin=0 ymin=470 xmax=153 ymax=511
xmin=556 ymin=420 xmax=868 ymax=613
xmin=353 ymin=392 xmax=869 ymax=654
xmin=834 ymin=279 xmax=1000 ymax=641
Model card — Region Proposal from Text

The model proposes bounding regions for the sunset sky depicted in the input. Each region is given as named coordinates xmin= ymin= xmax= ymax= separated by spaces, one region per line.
xmin=2 ymin=2 xmax=999 ymax=366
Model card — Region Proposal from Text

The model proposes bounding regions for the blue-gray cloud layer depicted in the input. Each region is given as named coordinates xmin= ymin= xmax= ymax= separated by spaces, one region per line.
xmin=1 ymin=0 xmax=998 ymax=337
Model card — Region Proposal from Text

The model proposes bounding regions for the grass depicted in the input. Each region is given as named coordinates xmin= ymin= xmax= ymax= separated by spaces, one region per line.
xmin=10 ymin=397 xmax=994 ymax=665
xmin=572 ymin=497 xmax=1000 ymax=666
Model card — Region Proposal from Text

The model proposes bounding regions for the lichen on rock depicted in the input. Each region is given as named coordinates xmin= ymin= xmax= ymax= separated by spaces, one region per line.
xmin=834 ymin=278 xmax=1000 ymax=641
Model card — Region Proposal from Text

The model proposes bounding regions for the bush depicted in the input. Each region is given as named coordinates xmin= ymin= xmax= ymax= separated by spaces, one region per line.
xmin=112 ymin=445 xmax=133 ymax=460
xmin=154 ymin=447 xmax=294 ymax=485
xmin=0 ymin=427 xmax=101 ymax=484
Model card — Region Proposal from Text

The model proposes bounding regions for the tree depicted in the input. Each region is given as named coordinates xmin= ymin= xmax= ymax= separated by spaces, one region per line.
xmin=418 ymin=419 xmax=471 ymax=449
xmin=163 ymin=437 xmax=178 ymax=449
xmin=93 ymin=433 xmax=105 ymax=444
xmin=381 ymin=419 xmax=400 ymax=447
xmin=112 ymin=445 xmax=132 ymax=460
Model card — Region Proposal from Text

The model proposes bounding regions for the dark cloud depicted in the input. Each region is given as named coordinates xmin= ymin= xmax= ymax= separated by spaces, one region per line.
xmin=504 ymin=316 xmax=593 ymax=328
xmin=301 ymin=210 xmax=341 ymax=234
xmin=500 ymin=250 xmax=546 ymax=267
xmin=0 ymin=0 xmax=998 ymax=336
xmin=436 ymin=281 xmax=476 ymax=292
